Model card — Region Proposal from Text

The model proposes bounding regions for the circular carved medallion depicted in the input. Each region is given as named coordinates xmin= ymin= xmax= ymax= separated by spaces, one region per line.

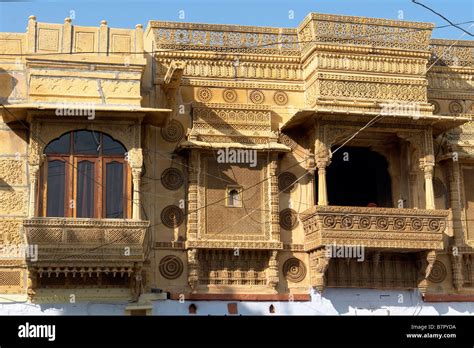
xmin=279 ymin=208 xmax=298 ymax=230
xmin=161 ymin=205 xmax=184 ymax=228
xmin=341 ymin=216 xmax=354 ymax=229
xmin=323 ymin=215 xmax=336 ymax=228
xmin=283 ymin=258 xmax=306 ymax=283
xmin=249 ymin=89 xmax=265 ymax=104
xmin=376 ymin=217 xmax=389 ymax=230
xmin=411 ymin=218 xmax=423 ymax=231
xmin=428 ymin=219 xmax=441 ymax=232
xmin=359 ymin=217 xmax=371 ymax=229
xmin=428 ymin=260 xmax=447 ymax=283
xmin=159 ymin=255 xmax=184 ymax=279
xmin=429 ymin=100 xmax=440 ymax=114
xmin=197 ymin=87 xmax=212 ymax=102
xmin=393 ymin=218 xmax=406 ymax=230
xmin=449 ymin=101 xmax=463 ymax=114
xmin=161 ymin=168 xmax=184 ymax=191
xmin=161 ymin=120 xmax=184 ymax=143
xmin=222 ymin=89 xmax=237 ymax=103
xmin=278 ymin=172 xmax=297 ymax=193
xmin=273 ymin=91 xmax=288 ymax=106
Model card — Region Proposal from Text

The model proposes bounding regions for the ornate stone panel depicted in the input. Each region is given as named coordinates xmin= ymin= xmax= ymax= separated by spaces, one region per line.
xmin=190 ymin=105 xmax=275 ymax=144
xmin=23 ymin=218 xmax=149 ymax=264
xmin=300 ymin=206 xmax=448 ymax=252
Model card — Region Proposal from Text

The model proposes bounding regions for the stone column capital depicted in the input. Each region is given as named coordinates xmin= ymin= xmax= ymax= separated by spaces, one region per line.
xmin=316 ymin=157 xmax=331 ymax=169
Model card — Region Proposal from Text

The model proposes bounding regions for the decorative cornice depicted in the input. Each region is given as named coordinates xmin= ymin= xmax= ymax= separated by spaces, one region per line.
xmin=185 ymin=240 xmax=283 ymax=250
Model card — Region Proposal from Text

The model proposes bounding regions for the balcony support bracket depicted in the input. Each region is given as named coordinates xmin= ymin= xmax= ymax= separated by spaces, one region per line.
xmin=309 ymin=248 xmax=330 ymax=293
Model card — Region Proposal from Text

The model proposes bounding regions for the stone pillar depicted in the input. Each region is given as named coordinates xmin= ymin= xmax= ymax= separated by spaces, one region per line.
xmin=135 ymin=24 xmax=144 ymax=56
xmin=451 ymin=255 xmax=463 ymax=290
xmin=187 ymin=151 xmax=199 ymax=240
xmin=62 ymin=17 xmax=72 ymax=53
xmin=132 ymin=168 xmax=141 ymax=220
xmin=423 ymin=163 xmax=435 ymax=210
xmin=27 ymin=15 xmax=37 ymax=54
xmin=316 ymin=158 xmax=329 ymax=206
xmin=449 ymin=160 xmax=464 ymax=289
xmin=269 ymin=154 xmax=280 ymax=241
xmin=129 ymin=148 xmax=143 ymax=221
xmin=99 ymin=20 xmax=108 ymax=55
xmin=28 ymin=165 xmax=40 ymax=218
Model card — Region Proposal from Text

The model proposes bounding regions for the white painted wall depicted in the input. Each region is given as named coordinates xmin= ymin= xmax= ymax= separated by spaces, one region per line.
xmin=1 ymin=289 xmax=473 ymax=315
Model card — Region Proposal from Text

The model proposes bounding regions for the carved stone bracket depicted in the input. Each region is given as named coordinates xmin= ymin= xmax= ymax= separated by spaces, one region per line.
xmin=309 ymin=248 xmax=330 ymax=292
xmin=267 ymin=250 xmax=279 ymax=290
xmin=187 ymin=248 xmax=199 ymax=293
xmin=279 ymin=133 xmax=314 ymax=171
xmin=417 ymin=250 xmax=436 ymax=295
xmin=27 ymin=269 xmax=37 ymax=302
xmin=162 ymin=61 xmax=186 ymax=108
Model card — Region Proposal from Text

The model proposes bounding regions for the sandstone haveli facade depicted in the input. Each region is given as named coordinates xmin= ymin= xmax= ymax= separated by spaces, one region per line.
xmin=0 ymin=13 xmax=473 ymax=313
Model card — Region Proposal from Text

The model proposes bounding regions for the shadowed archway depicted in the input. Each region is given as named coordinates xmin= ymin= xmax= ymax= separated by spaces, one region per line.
xmin=324 ymin=146 xmax=393 ymax=207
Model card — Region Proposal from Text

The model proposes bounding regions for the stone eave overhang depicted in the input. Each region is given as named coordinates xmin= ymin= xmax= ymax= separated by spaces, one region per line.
xmin=1 ymin=103 xmax=172 ymax=127
xmin=281 ymin=107 xmax=472 ymax=135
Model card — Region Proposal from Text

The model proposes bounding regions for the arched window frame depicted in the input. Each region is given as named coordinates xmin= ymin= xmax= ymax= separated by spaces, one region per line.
xmin=38 ymin=130 xmax=132 ymax=219
xmin=226 ymin=186 xmax=242 ymax=208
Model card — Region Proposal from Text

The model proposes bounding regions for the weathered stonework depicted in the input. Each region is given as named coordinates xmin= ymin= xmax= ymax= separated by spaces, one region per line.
xmin=0 ymin=12 xmax=473 ymax=304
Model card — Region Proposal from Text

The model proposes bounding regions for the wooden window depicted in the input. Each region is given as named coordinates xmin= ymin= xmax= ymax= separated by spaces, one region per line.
xmin=39 ymin=130 xmax=131 ymax=219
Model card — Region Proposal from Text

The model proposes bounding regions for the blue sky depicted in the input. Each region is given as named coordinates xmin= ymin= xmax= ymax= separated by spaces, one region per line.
xmin=0 ymin=0 xmax=472 ymax=40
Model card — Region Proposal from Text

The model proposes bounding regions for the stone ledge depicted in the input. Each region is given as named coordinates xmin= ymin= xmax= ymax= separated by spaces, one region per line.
xmin=169 ymin=293 xmax=311 ymax=301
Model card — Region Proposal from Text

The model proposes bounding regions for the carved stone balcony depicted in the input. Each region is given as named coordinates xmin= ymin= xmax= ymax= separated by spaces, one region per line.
xmin=23 ymin=218 xmax=149 ymax=267
xmin=300 ymin=206 xmax=449 ymax=252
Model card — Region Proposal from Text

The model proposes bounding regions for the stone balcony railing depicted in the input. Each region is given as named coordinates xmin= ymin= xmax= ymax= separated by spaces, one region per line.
xmin=149 ymin=20 xmax=300 ymax=54
xmin=23 ymin=218 xmax=149 ymax=265
xmin=297 ymin=13 xmax=434 ymax=53
xmin=300 ymin=206 xmax=449 ymax=252
xmin=429 ymin=39 xmax=474 ymax=67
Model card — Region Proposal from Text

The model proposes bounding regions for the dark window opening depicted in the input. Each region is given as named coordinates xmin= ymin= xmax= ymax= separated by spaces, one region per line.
xmin=227 ymin=188 xmax=241 ymax=207
xmin=319 ymin=146 xmax=393 ymax=207
xmin=46 ymin=160 xmax=66 ymax=217
xmin=77 ymin=160 xmax=95 ymax=218
xmin=106 ymin=161 xmax=125 ymax=218
xmin=188 ymin=303 xmax=197 ymax=314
